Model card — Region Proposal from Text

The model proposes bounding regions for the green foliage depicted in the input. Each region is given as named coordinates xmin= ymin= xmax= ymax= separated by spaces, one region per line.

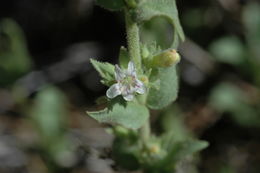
xmin=112 ymin=128 xmax=140 ymax=170
xmin=31 ymin=86 xmax=67 ymax=141
xmin=210 ymin=83 xmax=260 ymax=127
xmin=96 ymin=0 xmax=125 ymax=11
xmin=0 ymin=18 xmax=32 ymax=86
xmin=161 ymin=107 xmax=191 ymax=141
xmin=110 ymin=106 xmax=209 ymax=173
xmin=209 ymin=36 xmax=246 ymax=65
xmin=140 ymin=17 xmax=173 ymax=49
xmin=147 ymin=65 xmax=178 ymax=109
xmin=243 ymin=2 xmax=260 ymax=60
xmin=31 ymin=86 xmax=71 ymax=163
xmin=243 ymin=2 xmax=260 ymax=85
xmin=163 ymin=139 xmax=208 ymax=163
xmin=87 ymin=1 xmax=204 ymax=172
xmin=90 ymin=59 xmax=115 ymax=86
xmin=87 ymin=97 xmax=149 ymax=129
xmin=151 ymin=138 xmax=208 ymax=173
xmin=131 ymin=0 xmax=185 ymax=48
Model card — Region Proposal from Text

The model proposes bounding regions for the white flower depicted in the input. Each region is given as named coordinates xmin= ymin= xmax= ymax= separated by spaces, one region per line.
xmin=106 ymin=61 xmax=146 ymax=101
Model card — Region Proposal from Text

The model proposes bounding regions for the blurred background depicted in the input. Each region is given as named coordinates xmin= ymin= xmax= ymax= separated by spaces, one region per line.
xmin=1 ymin=0 xmax=260 ymax=173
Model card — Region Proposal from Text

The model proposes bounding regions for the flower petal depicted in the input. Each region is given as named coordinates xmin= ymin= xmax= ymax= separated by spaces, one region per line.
xmin=122 ymin=93 xmax=134 ymax=101
xmin=106 ymin=83 xmax=121 ymax=99
xmin=115 ymin=65 xmax=125 ymax=81
xmin=135 ymin=79 xmax=146 ymax=94
xmin=127 ymin=61 xmax=136 ymax=76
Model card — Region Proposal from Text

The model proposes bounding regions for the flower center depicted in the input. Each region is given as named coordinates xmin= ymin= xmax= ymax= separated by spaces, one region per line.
xmin=121 ymin=75 xmax=135 ymax=86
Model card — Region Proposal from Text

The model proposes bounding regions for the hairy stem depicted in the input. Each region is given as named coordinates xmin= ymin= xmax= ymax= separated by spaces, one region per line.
xmin=125 ymin=10 xmax=142 ymax=73
xmin=125 ymin=9 xmax=150 ymax=145
xmin=140 ymin=117 xmax=150 ymax=143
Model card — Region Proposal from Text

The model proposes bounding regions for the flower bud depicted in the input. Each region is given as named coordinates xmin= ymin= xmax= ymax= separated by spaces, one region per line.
xmin=150 ymin=49 xmax=181 ymax=67
xmin=141 ymin=46 xmax=150 ymax=59
xmin=149 ymin=144 xmax=160 ymax=154
xmin=139 ymin=75 xmax=149 ymax=85
xmin=125 ymin=0 xmax=137 ymax=8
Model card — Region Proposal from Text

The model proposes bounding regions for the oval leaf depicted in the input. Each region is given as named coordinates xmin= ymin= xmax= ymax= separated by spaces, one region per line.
xmin=87 ymin=99 xmax=149 ymax=129
xmin=131 ymin=0 xmax=185 ymax=48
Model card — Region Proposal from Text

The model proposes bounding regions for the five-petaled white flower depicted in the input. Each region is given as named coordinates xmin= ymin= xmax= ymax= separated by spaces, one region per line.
xmin=106 ymin=61 xmax=146 ymax=101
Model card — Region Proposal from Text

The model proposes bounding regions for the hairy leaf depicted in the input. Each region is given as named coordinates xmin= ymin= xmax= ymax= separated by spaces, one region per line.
xmin=147 ymin=65 xmax=178 ymax=109
xmin=161 ymin=139 xmax=208 ymax=167
xmin=87 ymin=98 xmax=149 ymax=129
xmin=90 ymin=59 xmax=115 ymax=86
xmin=131 ymin=0 xmax=185 ymax=48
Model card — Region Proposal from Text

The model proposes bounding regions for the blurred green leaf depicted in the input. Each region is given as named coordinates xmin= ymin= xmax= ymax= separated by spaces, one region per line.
xmin=0 ymin=18 xmax=32 ymax=86
xmin=144 ymin=135 xmax=208 ymax=173
xmin=90 ymin=58 xmax=115 ymax=86
xmin=243 ymin=2 xmax=260 ymax=85
xmin=210 ymin=83 xmax=245 ymax=112
xmin=209 ymin=36 xmax=246 ymax=65
xmin=210 ymin=83 xmax=260 ymax=127
xmin=31 ymin=86 xmax=71 ymax=165
xmin=96 ymin=0 xmax=125 ymax=11
xmin=113 ymin=137 xmax=140 ymax=170
xmin=243 ymin=2 xmax=260 ymax=60
xmin=161 ymin=107 xmax=191 ymax=141
xmin=182 ymin=9 xmax=204 ymax=29
xmin=87 ymin=97 xmax=149 ymax=129
xmin=160 ymin=139 xmax=208 ymax=171
xmin=147 ymin=65 xmax=178 ymax=109
xmin=31 ymin=86 xmax=68 ymax=139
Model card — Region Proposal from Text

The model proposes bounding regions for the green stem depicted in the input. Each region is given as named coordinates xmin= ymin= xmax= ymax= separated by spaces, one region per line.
xmin=140 ymin=117 xmax=150 ymax=143
xmin=125 ymin=10 xmax=142 ymax=73
xmin=125 ymin=9 xmax=150 ymax=146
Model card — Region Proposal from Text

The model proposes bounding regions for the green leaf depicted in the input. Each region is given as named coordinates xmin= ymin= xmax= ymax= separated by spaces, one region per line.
xmin=31 ymin=86 xmax=72 ymax=163
xmin=31 ymin=86 xmax=67 ymax=138
xmin=147 ymin=65 xmax=178 ymax=109
xmin=243 ymin=2 xmax=260 ymax=60
xmin=140 ymin=17 xmax=173 ymax=50
xmin=87 ymin=98 xmax=149 ymax=129
xmin=210 ymin=83 xmax=260 ymax=128
xmin=0 ymin=18 xmax=32 ymax=85
xmin=119 ymin=46 xmax=129 ymax=68
xmin=96 ymin=0 xmax=125 ymax=11
xmin=131 ymin=0 xmax=185 ymax=48
xmin=161 ymin=107 xmax=191 ymax=141
xmin=209 ymin=36 xmax=246 ymax=65
xmin=90 ymin=59 xmax=115 ymax=86
xmin=160 ymin=139 xmax=208 ymax=169
xmin=210 ymin=83 xmax=245 ymax=112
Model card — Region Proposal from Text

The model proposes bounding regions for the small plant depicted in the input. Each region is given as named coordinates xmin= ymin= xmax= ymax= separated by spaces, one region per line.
xmin=87 ymin=0 xmax=208 ymax=172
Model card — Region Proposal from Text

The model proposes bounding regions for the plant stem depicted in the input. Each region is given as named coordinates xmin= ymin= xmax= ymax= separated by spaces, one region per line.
xmin=125 ymin=9 xmax=150 ymax=145
xmin=140 ymin=117 xmax=150 ymax=143
xmin=125 ymin=10 xmax=142 ymax=73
